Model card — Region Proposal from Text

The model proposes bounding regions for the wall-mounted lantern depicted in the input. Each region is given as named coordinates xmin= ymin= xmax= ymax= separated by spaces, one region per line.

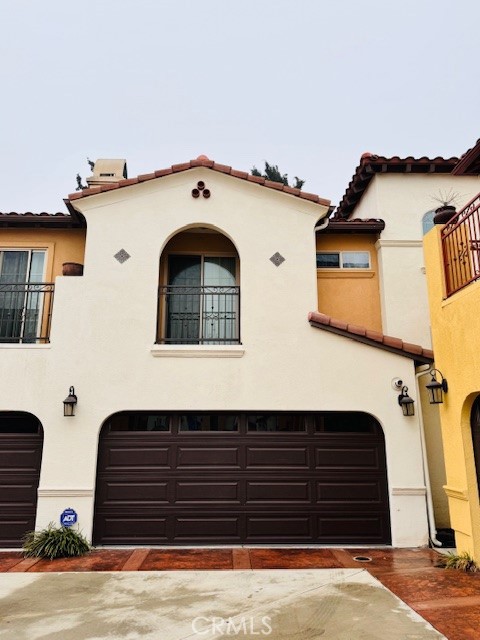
xmin=426 ymin=369 xmax=448 ymax=405
xmin=63 ymin=386 xmax=77 ymax=417
xmin=398 ymin=386 xmax=415 ymax=416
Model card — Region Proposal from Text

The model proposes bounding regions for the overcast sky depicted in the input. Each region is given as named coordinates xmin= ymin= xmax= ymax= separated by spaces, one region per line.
xmin=1 ymin=0 xmax=479 ymax=212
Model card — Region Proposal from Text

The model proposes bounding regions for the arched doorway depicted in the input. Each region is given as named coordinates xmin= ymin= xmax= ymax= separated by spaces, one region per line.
xmin=0 ymin=412 xmax=43 ymax=547
xmin=470 ymin=396 xmax=480 ymax=494
xmin=93 ymin=411 xmax=390 ymax=545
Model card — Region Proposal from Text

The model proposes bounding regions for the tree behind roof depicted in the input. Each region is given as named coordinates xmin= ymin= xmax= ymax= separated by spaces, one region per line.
xmin=251 ymin=161 xmax=305 ymax=190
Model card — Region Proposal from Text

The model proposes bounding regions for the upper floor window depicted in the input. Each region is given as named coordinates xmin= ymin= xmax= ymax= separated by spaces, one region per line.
xmin=422 ymin=211 xmax=436 ymax=235
xmin=0 ymin=249 xmax=53 ymax=343
xmin=316 ymin=251 xmax=370 ymax=269
xmin=157 ymin=229 xmax=240 ymax=345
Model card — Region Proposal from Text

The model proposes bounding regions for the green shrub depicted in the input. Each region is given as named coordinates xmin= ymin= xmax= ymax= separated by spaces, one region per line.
xmin=22 ymin=523 xmax=91 ymax=560
xmin=436 ymin=551 xmax=479 ymax=573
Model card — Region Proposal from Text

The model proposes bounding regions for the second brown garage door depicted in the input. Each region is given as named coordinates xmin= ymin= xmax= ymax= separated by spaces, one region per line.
xmin=93 ymin=411 xmax=390 ymax=545
xmin=0 ymin=412 xmax=43 ymax=548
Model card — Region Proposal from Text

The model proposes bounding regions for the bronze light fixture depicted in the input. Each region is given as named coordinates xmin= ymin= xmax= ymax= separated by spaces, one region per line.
xmin=63 ymin=386 xmax=77 ymax=417
xmin=426 ymin=369 xmax=448 ymax=405
xmin=398 ymin=386 xmax=415 ymax=416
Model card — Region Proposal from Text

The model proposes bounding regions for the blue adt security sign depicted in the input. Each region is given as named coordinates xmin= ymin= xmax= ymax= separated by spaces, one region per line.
xmin=60 ymin=508 xmax=78 ymax=527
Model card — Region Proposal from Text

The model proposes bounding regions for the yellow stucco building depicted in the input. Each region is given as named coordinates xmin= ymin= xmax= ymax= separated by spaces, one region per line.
xmin=424 ymin=159 xmax=480 ymax=559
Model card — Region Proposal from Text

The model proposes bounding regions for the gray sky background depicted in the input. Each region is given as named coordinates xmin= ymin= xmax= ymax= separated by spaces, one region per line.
xmin=1 ymin=0 xmax=479 ymax=212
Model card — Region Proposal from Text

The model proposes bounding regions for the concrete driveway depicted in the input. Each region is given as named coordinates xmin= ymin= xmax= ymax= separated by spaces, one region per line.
xmin=0 ymin=568 xmax=444 ymax=639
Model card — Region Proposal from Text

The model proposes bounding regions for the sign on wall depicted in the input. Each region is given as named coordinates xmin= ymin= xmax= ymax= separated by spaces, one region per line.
xmin=60 ymin=507 xmax=78 ymax=528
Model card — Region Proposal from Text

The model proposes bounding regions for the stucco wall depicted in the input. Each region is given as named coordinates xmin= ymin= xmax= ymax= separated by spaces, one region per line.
xmin=315 ymin=234 xmax=382 ymax=331
xmin=424 ymin=225 xmax=480 ymax=559
xmin=0 ymin=228 xmax=86 ymax=280
xmin=0 ymin=169 xmax=431 ymax=546
xmin=350 ymin=173 xmax=480 ymax=348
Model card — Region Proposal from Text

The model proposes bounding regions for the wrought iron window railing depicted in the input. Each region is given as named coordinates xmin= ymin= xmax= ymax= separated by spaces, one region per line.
xmin=0 ymin=283 xmax=55 ymax=343
xmin=157 ymin=285 xmax=240 ymax=344
xmin=441 ymin=193 xmax=480 ymax=296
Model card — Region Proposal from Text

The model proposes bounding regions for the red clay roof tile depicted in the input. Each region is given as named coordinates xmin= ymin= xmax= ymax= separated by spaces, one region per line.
xmin=383 ymin=335 xmax=404 ymax=350
xmin=66 ymin=157 xmax=330 ymax=208
xmin=329 ymin=317 xmax=348 ymax=331
xmin=247 ymin=174 xmax=265 ymax=185
xmin=308 ymin=310 xmax=433 ymax=363
xmin=335 ymin=154 xmax=458 ymax=219
xmin=154 ymin=168 xmax=173 ymax=177
xmin=171 ymin=162 xmax=191 ymax=173
xmin=230 ymin=169 xmax=249 ymax=180
xmin=213 ymin=162 xmax=232 ymax=174
xmin=138 ymin=173 xmax=156 ymax=182
xmin=347 ymin=324 xmax=367 ymax=337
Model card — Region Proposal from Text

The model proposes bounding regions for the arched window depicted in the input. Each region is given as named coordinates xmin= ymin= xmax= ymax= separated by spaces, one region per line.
xmin=470 ymin=396 xmax=480 ymax=494
xmin=157 ymin=228 xmax=240 ymax=345
xmin=422 ymin=210 xmax=436 ymax=235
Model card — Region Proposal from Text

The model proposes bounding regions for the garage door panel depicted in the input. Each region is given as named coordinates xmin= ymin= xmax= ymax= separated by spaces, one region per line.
xmin=97 ymin=515 xmax=169 ymax=544
xmin=315 ymin=446 xmax=382 ymax=470
xmin=174 ymin=516 xmax=240 ymax=540
xmin=246 ymin=447 xmax=309 ymax=469
xmin=0 ymin=444 xmax=42 ymax=471
xmin=177 ymin=447 xmax=240 ymax=468
xmin=247 ymin=516 xmax=312 ymax=539
xmin=316 ymin=478 xmax=384 ymax=503
xmin=101 ymin=447 xmax=170 ymax=470
xmin=0 ymin=476 xmax=39 ymax=505
xmin=317 ymin=514 xmax=389 ymax=543
xmin=96 ymin=478 xmax=169 ymax=505
xmin=175 ymin=481 xmax=240 ymax=503
xmin=0 ymin=513 xmax=36 ymax=546
xmin=246 ymin=481 xmax=310 ymax=503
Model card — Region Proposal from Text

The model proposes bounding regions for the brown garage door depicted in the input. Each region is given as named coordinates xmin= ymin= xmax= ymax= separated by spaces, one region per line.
xmin=0 ymin=412 xmax=43 ymax=547
xmin=93 ymin=412 xmax=390 ymax=545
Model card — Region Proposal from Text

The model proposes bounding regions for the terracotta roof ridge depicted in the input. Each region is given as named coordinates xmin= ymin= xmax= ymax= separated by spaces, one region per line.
xmin=308 ymin=310 xmax=434 ymax=362
xmin=67 ymin=156 xmax=330 ymax=208
xmin=335 ymin=153 xmax=459 ymax=219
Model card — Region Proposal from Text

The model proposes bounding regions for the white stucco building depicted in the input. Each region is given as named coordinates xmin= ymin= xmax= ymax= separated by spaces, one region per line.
xmin=0 ymin=156 xmax=437 ymax=548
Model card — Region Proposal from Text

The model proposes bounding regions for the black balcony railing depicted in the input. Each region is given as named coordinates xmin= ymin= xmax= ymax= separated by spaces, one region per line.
xmin=442 ymin=193 xmax=480 ymax=296
xmin=0 ymin=283 xmax=55 ymax=343
xmin=158 ymin=285 xmax=240 ymax=344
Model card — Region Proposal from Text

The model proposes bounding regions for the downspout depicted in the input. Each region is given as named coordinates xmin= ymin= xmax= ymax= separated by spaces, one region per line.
xmin=415 ymin=363 xmax=442 ymax=547
xmin=314 ymin=217 xmax=330 ymax=232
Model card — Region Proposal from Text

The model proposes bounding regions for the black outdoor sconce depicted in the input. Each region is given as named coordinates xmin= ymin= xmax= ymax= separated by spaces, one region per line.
xmin=63 ymin=386 xmax=77 ymax=417
xmin=398 ymin=386 xmax=415 ymax=416
xmin=426 ymin=369 xmax=449 ymax=405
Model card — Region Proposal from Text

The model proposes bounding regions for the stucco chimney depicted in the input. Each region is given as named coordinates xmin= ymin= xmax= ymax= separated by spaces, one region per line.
xmin=86 ymin=159 xmax=127 ymax=187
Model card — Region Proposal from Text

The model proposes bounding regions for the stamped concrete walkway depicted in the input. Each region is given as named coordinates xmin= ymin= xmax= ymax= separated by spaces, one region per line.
xmin=1 ymin=547 xmax=480 ymax=639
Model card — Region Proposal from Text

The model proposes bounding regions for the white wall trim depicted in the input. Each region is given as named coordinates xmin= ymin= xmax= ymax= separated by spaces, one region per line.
xmin=375 ymin=240 xmax=423 ymax=249
xmin=391 ymin=487 xmax=426 ymax=496
xmin=151 ymin=345 xmax=245 ymax=358
xmin=0 ymin=344 xmax=51 ymax=350
xmin=38 ymin=488 xmax=94 ymax=498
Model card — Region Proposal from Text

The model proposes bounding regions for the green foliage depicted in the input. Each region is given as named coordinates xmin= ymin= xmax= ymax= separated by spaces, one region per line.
xmin=23 ymin=523 xmax=91 ymax=560
xmin=251 ymin=161 xmax=305 ymax=190
xmin=435 ymin=551 xmax=479 ymax=572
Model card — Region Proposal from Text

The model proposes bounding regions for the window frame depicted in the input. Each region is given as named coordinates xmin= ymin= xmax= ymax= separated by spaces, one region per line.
xmin=157 ymin=250 xmax=240 ymax=345
xmin=316 ymin=250 xmax=371 ymax=270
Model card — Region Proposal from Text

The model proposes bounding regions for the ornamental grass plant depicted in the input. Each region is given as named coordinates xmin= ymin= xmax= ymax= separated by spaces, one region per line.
xmin=22 ymin=523 xmax=91 ymax=560
xmin=436 ymin=550 xmax=479 ymax=573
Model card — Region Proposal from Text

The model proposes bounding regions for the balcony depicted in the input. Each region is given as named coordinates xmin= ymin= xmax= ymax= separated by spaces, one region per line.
xmin=442 ymin=194 xmax=480 ymax=297
xmin=0 ymin=283 xmax=55 ymax=344
xmin=157 ymin=285 xmax=240 ymax=345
